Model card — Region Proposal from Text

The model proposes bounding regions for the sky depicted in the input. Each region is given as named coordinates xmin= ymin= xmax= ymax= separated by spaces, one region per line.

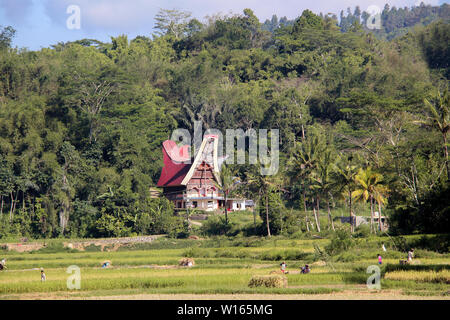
xmin=0 ymin=0 xmax=447 ymax=50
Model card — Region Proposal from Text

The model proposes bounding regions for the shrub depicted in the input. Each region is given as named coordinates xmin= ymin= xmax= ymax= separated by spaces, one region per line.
xmin=335 ymin=252 xmax=358 ymax=262
xmin=230 ymin=238 xmax=264 ymax=247
xmin=200 ymin=216 xmax=234 ymax=236
xmin=183 ymin=247 xmax=203 ymax=258
xmin=325 ymin=229 xmax=355 ymax=255
xmin=412 ymin=234 xmax=450 ymax=253
xmin=288 ymin=231 xmax=306 ymax=239
xmin=354 ymin=224 xmax=371 ymax=238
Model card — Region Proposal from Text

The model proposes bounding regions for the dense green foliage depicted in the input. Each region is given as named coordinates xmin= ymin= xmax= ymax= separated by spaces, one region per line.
xmin=0 ymin=4 xmax=448 ymax=239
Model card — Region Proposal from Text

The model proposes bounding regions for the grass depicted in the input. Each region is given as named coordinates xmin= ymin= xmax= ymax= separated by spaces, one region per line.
xmin=0 ymin=235 xmax=448 ymax=299
xmin=384 ymin=270 xmax=450 ymax=283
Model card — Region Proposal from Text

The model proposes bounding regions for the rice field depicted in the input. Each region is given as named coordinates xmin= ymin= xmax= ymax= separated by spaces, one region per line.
xmin=0 ymin=236 xmax=449 ymax=299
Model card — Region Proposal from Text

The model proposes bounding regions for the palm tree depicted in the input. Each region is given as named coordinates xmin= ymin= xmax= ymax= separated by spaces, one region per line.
xmin=353 ymin=167 xmax=386 ymax=233
xmin=214 ymin=165 xmax=239 ymax=226
xmin=246 ymin=167 xmax=278 ymax=237
xmin=288 ymin=134 xmax=325 ymax=232
xmin=373 ymin=183 xmax=389 ymax=232
xmin=331 ymin=156 xmax=359 ymax=233
xmin=415 ymin=88 xmax=449 ymax=180
xmin=311 ymin=148 xmax=336 ymax=231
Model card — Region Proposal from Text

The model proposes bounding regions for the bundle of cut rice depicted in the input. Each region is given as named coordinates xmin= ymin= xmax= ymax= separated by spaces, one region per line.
xmin=248 ymin=275 xmax=287 ymax=288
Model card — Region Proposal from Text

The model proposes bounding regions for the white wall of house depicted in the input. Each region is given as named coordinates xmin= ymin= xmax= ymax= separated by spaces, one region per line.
xmin=228 ymin=200 xmax=246 ymax=211
xmin=189 ymin=199 xmax=219 ymax=212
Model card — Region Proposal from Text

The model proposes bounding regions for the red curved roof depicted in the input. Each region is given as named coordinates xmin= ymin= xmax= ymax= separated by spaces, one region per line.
xmin=157 ymin=141 xmax=192 ymax=187
xmin=163 ymin=140 xmax=190 ymax=162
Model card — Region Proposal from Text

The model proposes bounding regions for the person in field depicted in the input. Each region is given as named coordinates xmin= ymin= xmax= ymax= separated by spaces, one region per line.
xmin=301 ymin=264 xmax=310 ymax=274
xmin=378 ymin=254 xmax=383 ymax=265
xmin=407 ymin=249 xmax=414 ymax=263
xmin=280 ymin=261 xmax=287 ymax=274
xmin=41 ymin=269 xmax=46 ymax=282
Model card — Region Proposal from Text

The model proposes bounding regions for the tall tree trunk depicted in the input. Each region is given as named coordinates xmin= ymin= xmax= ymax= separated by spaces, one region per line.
xmin=313 ymin=207 xmax=321 ymax=232
xmin=378 ymin=201 xmax=383 ymax=232
xmin=254 ymin=191 xmax=261 ymax=234
xmin=224 ymin=193 xmax=228 ymax=225
xmin=30 ymin=195 xmax=34 ymax=217
xmin=303 ymin=191 xmax=310 ymax=232
xmin=253 ymin=203 xmax=257 ymax=234
xmin=327 ymin=197 xmax=335 ymax=231
xmin=59 ymin=201 xmax=70 ymax=234
xmin=370 ymin=196 xmax=374 ymax=234
xmin=12 ymin=191 xmax=16 ymax=215
xmin=265 ymin=193 xmax=271 ymax=237
xmin=9 ymin=191 xmax=14 ymax=222
xmin=12 ymin=189 xmax=18 ymax=216
xmin=349 ymin=190 xmax=354 ymax=233
xmin=443 ymin=132 xmax=449 ymax=181
xmin=59 ymin=209 xmax=66 ymax=234
xmin=1 ymin=195 xmax=3 ymax=216
xmin=316 ymin=196 xmax=321 ymax=231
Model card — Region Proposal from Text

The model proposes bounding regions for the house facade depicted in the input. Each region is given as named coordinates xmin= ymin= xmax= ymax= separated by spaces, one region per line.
xmin=157 ymin=134 xmax=248 ymax=212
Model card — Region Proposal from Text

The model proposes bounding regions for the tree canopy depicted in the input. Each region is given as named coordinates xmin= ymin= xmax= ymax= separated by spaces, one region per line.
xmin=0 ymin=5 xmax=448 ymax=239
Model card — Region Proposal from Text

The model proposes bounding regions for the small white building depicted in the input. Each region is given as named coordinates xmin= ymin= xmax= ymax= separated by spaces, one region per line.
xmin=226 ymin=198 xmax=246 ymax=211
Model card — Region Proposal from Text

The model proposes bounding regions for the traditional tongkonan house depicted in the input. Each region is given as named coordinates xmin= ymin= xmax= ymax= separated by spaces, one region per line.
xmin=157 ymin=134 xmax=247 ymax=212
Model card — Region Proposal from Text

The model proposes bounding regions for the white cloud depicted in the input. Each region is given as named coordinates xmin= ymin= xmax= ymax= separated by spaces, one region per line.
xmin=0 ymin=0 xmax=33 ymax=24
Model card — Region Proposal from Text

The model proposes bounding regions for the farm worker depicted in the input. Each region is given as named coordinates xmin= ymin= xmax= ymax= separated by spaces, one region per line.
xmin=280 ymin=262 xmax=287 ymax=274
xmin=41 ymin=269 xmax=46 ymax=282
xmin=301 ymin=265 xmax=310 ymax=274
xmin=378 ymin=254 xmax=383 ymax=265
xmin=407 ymin=249 xmax=414 ymax=262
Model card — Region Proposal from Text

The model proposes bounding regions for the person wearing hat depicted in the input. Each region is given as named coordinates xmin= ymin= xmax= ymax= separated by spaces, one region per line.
xmin=41 ymin=269 xmax=46 ymax=282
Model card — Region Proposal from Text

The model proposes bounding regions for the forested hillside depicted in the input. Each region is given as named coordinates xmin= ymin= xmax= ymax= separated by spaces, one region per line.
xmin=0 ymin=5 xmax=448 ymax=239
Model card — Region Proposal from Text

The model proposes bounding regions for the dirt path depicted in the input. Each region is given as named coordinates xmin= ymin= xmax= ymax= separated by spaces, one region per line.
xmin=3 ymin=290 xmax=448 ymax=300
xmin=67 ymin=235 xmax=165 ymax=251
xmin=2 ymin=235 xmax=165 ymax=253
